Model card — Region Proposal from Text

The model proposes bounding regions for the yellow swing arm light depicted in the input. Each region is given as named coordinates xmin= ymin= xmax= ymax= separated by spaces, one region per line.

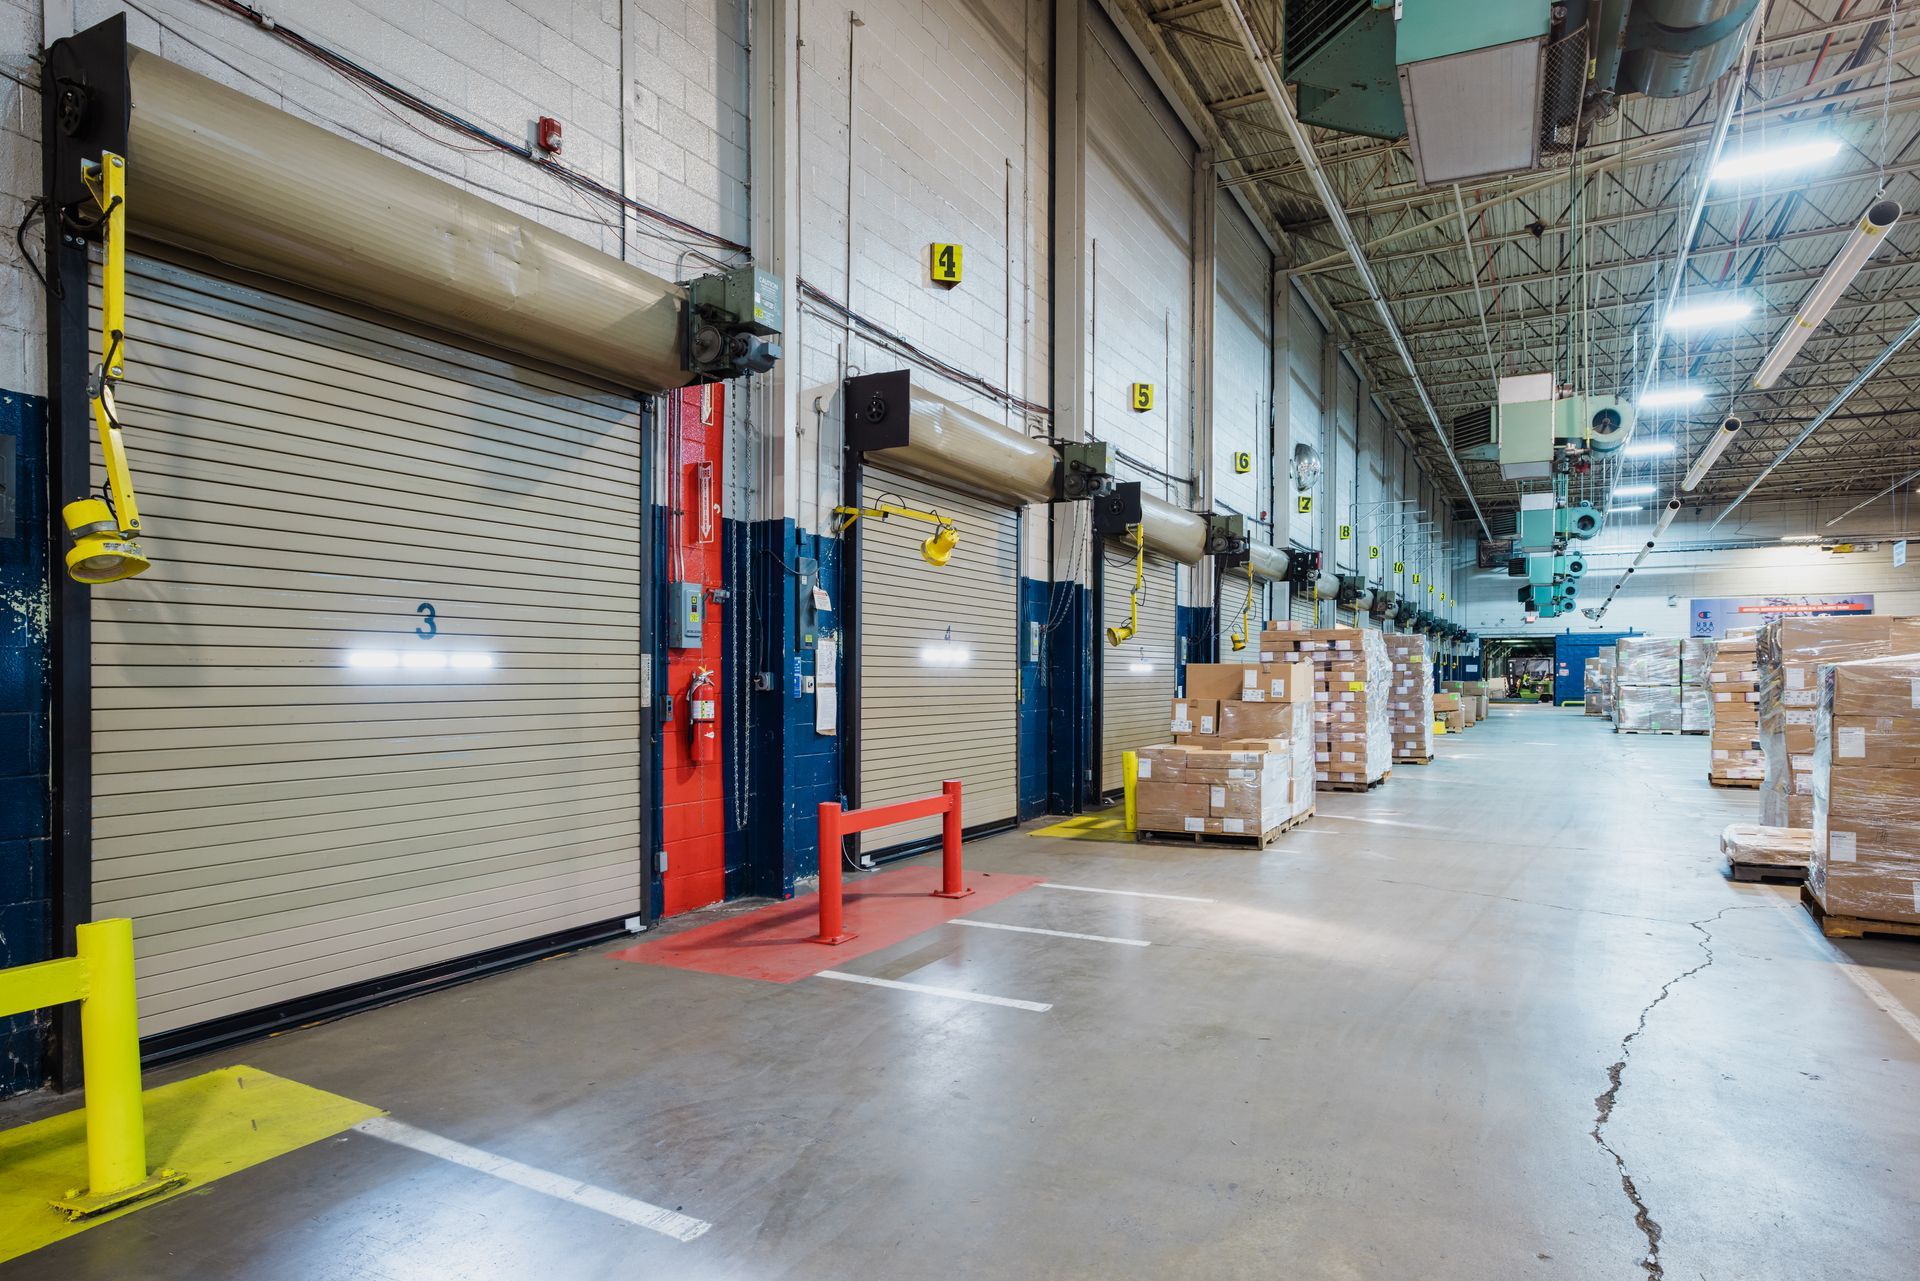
xmin=833 ymin=502 xmax=959 ymax=566
xmin=1228 ymin=557 xmax=1253 ymax=652
xmin=1106 ymin=523 xmax=1144 ymax=647
xmin=63 ymin=151 xmax=150 ymax=585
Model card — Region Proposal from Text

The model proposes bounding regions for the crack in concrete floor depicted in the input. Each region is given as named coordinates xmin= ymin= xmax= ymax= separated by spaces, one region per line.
xmin=1589 ymin=906 xmax=1753 ymax=1279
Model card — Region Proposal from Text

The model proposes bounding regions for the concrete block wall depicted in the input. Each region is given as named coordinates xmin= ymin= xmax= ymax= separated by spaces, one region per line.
xmin=792 ymin=0 xmax=1049 ymax=550
xmin=1083 ymin=4 xmax=1192 ymax=508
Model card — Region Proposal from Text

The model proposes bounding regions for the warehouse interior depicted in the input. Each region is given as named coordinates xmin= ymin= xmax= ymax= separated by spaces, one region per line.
xmin=2 ymin=1 xmax=1918 ymax=1277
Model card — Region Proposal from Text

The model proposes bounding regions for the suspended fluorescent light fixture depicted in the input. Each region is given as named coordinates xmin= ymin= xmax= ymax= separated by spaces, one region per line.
xmin=1614 ymin=484 xmax=1657 ymax=498
xmin=1638 ymin=386 xmax=1705 ymax=410
xmin=1128 ymin=651 xmax=1155 ymax=675
xmin=1652 ymin=498 xmax=1683 ymax=539
xmin=1752 ymin=199 xmax=1901 ymax=390
xmin=1780 ymin=533 xmax=1821 ymax=543
xmin=1681 ymin=417 xmax=1742 ymax=492
xmin=1623 ymin=440 xmax=1677 ymax=458
xmin=1609 ymin=504 xmax=1645 ymax=513
xmin=1711 ymin=135 xmax=1843 ymax=182
xmin=1664 ymin=298 xmax=1754 ymax=330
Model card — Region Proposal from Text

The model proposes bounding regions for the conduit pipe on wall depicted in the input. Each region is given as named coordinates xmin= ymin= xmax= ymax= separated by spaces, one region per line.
xmin=126 ymin=49 xmax=690 ymax=390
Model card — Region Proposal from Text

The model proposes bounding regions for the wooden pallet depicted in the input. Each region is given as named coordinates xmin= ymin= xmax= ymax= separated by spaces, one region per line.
xmin=1137 ymin=806 xmax=1313 ymax=850
xmin=1708 ymin=775 xmax=1762 ymax=789
xmin=1801 ymin=884 xmax=1920 ymax=940
xmin=1615 ymin=727 xmax=1685 ymax=735
xmin=1727 ymin=858 xmax=1806 ymax=885
xmin=1393 ymin=755 xmax=1434 ymax=766
xmin=1321 ymin=770 xmax=1391 ymax=793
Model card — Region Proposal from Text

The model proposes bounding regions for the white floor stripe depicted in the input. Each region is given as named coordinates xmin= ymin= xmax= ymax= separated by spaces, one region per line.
xmin=1038 ymin=881 xmax=1214 ymax=904
xmin=816 ymin=969 xmax=1052 ymax=1012
xmin=354 ymin=1116 xmax=713 ymax=1242
xmin=1764 ymin=895 xmax=1920 ymax=1046
xmin=953 ymin=918 xmax=1150 ymax=947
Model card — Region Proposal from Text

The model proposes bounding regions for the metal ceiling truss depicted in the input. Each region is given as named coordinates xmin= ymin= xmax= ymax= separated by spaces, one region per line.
xmin=1135 ymin=0 xmax=1918 ymax=514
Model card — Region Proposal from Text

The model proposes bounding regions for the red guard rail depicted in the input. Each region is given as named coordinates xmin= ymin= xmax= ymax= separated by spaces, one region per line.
xmin=813 ymin=780 xmax=969 ymax=944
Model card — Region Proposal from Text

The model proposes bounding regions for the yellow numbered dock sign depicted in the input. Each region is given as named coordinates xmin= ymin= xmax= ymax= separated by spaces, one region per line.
xmin=930 ymin=243 xmax=962 ymax=286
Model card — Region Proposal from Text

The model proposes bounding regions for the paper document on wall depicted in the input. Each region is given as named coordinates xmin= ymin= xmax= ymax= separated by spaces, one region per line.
xmin=815 ymin=635 xmax=839 ymax=736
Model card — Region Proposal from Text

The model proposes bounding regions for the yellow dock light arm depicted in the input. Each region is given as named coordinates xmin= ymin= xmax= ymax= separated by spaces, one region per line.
xmin=64 ymin=151 xmax=151 ymax=586
xmin=1106 ymin=523 xmax=1144 ymax=647
xmin=833 ymin=502 xmax=959 ymax=566
xmin=1229 ymin=558 xmax=1253 ymax=652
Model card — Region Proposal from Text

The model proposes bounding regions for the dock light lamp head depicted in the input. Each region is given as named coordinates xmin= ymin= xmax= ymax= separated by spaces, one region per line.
xmin=62 ymin=497 xmax=149 ymax=584
xmin=920 ymin=522 xmax=959 ymax=567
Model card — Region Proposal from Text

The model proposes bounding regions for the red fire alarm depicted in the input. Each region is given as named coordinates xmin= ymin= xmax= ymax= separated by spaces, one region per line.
xmin=536 ymin=116 xmax=563 ymax=154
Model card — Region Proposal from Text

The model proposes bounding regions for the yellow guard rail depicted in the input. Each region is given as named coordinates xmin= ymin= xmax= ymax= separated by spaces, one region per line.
xmin=0 ymin=919 xmax=183 ymax=1217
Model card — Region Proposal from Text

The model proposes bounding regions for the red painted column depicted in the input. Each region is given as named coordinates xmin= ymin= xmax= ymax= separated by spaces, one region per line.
xmin=661 ymin=384 xmax=729 ymax=916
xmin=932 ymin=779 xmax=972 ymax=899
xmin=813 ymin=803 xmax=855 ymax=944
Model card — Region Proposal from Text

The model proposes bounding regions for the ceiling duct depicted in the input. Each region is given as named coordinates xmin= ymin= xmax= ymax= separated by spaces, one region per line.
xmin=843 ymin=371 xmax=1059 ymax=505
xmin=123 ymin=48 xmax=725 ymax=391
xmin=1091 ymin=483 xmax=1209 ymax=565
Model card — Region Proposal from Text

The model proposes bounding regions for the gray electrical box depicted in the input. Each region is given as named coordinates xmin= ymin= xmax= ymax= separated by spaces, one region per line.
xmin=668 ymin=580 xmax=704 ymax=648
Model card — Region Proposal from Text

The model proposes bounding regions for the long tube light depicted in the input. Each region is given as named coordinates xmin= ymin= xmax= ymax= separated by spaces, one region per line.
xmin=1753 ymin=199 xmax=1901 ymax=389
xmin=1711 ymin=310 xmax=1920 ymax=530
xmin=1652 ymin=497 xmax=1683 ymax=539
xmin=1681 ymin=416 xmax=1742 ymax=492
xmin=1825 ymin=463 xmax=1920 ymax=526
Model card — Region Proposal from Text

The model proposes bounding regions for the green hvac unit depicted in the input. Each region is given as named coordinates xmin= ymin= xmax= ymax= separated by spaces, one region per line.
xmin=1282 ymin=1 xmax=1406 ymax=139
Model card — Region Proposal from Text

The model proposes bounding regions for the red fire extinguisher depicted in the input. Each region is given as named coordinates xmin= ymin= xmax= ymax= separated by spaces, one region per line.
xmin=688 ymin=667 xmax=718 ymax=764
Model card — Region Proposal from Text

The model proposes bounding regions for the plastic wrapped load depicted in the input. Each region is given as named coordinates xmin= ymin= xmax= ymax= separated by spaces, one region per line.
xmin=1757 ymin=617 xmax=1920 ymax=826
xmin=1680 ymin=636 xmax=1715 ymax=686
xmin=1708 ymin=636 xmax=1762 ymax=781
xmin=1720 ymin=823 xmax=1813 ymax=869
xmin=1681 ymin=685 xmax=1712 ymax=732
xmin=1614 ymin=636 xmax=1681 ymax=688
xmin=1809 ymin=654 xmax=1920 ymax=924
xmin=1615 ymin=684 xmax=1682 ymax=732
xmin=1584 ymin=657 xmax=1605 ymax=716
xmin=1384 ymin=633 xmax=1434 ymax=760
xmin=1258 ymin=625 xmax=1393 ymax=787
xmin=1136 ymin=711 xmax=1315 ymax=836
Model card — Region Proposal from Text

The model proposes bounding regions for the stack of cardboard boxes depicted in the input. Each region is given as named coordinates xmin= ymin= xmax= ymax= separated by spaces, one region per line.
xmin=1433 ymin=689 xmax=1464 ymax=733
xmin=1681 ymin=637 xmax=1714 ymax=733
xmin=1584 ymin=656 xmax=1610 ymax=717
xmin=1384 ymin=634 xmax=1434 ymax=762
xmin=1613 ymin=637 xmax=1683 ymax=732
xmin=1706 ymin=633 xmax=1763 ymax=785
xmin=1809 ymin=653 xmax=1920 ymax=926
xmin=1143 ymin=657 xmax=1316 ymax=838
xmin=1444 ymin=681 xmax=1488 ymax=723
xmin=1257 ymin=625 xmax=1394 ymax=789
xmin=1756 ymin=617 xmax=1920 ymax=828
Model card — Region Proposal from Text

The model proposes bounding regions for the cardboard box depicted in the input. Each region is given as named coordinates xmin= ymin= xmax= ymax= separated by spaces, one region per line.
xmin=1185 ymin=663 xmax=1260 ymax=702
xmin=1433 ymin=692 xmax=1460 ymax=712
xmin=1170 ymin=697 xmax=1219 ymax=742
xmin=1220 ymin=699 xmax=1313 ymax=742
xmin=1255 ymin=659 xmax=1315 ymax=704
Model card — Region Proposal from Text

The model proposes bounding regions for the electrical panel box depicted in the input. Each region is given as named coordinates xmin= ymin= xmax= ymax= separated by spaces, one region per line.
xmin=668 ymin=580 xmax=704 ymax=648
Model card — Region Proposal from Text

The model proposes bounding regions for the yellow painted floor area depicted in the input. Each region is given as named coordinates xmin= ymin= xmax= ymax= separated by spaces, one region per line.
xmin=1030 ymin=807 xmax=1134 ymax=842
xmin=0 ymin=1065 xmax=381 ymax=1264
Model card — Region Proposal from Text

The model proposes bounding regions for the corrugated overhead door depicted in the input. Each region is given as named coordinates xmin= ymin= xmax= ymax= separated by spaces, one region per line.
xmin=92 ymin=254 xmax=647 ymax=1038
xmin=857 ymin=468 xmax=1019 ymax=852
xmin=1100 ymin=542 xmax=1178 ymax=794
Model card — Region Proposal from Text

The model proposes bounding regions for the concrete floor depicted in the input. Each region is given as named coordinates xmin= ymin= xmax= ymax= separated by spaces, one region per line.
xmin=8 ymin=707 xmax=1920 ymax=1280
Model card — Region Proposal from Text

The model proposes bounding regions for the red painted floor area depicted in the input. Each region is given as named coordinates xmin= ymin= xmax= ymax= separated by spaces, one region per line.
xmin=610 ymin=865 xmax=1043 ymax=983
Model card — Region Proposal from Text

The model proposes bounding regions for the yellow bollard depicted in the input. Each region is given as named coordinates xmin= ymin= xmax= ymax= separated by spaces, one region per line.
xmin=1122 ymin=750 xmax=1139 ymax=833
xmin=75 ymin=920 xmax=147 ymax=1200
xmin=50 ymin=920 xmax=183 ymax=1219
